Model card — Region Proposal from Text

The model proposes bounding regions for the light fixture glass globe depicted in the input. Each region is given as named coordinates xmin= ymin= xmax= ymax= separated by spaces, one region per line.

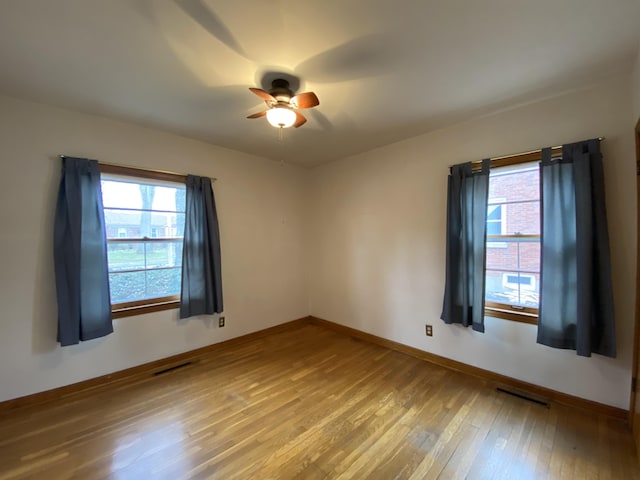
xmin=266 ymin=106 xmax=296 ymax=128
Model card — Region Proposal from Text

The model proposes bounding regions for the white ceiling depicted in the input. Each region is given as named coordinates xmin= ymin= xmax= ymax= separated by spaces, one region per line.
xmin=0 ymin=0 xmax=638 ymax=167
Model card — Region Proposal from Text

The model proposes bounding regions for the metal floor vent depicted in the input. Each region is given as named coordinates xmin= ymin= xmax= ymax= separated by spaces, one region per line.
xmin=153 ymin=361 xmax=196 ymax=377
xmin=496 ymin=387 xmax=550 ymax=408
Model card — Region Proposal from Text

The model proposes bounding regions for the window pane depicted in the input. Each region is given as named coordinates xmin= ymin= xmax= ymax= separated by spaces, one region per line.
xmin=487 ymin=221 xmax=501 ymax=236
xmin=489 ymin=165 xmax=539 ymax=202
xmin=104 ymin=209 xmax=185 ymax=239
xmin=101 ymin=181 xmax=142 ymax=210
xmin=486 ymin=239 xmax=539 ymax=271
xmin=109 ymin=271 xmax=147 ymax=304
xmin=501 ymin=202 xmax=540 ymax=235
xmin=518 ymin=241 xmax=540 ymax=271
xmin=102 ymin=180 xmax=186 ymax=212
xmin=109 ymin=268 xmax=182 ymax=304
xmin=107 ymin=242 xmax=146 ymax=271
xmin=487 ymin=242 xmax=518 ymax=270
xmin=145 ymin=241 xmax=183 ymax=269
xmin=487 ymin=205 xmax=500 ymax=220
xmin=107 ymin=241 xmax=183 ymax=271
xmin=147 ymin=268 xmax=182 ymax=298
xmin=485 ymin=270 xmax=539 ymax=308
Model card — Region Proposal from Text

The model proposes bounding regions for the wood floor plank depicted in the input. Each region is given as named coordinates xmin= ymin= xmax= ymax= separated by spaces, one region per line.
xmin=0 ymin=323 xmax=638 ymax=479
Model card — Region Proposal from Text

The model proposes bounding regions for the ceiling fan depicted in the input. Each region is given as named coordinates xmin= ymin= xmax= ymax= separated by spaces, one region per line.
xmin=247 ymin=78 xmax=319 ymax=129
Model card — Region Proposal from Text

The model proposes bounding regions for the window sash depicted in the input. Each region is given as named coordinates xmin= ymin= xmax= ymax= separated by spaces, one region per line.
xmin=108 ymin=237 xmax=183 ymax=243
xmin=485 ymin=162 xmax=541 ymax=322
xmin=485 ymin=301 xmax=538 ymax=325
xmin=487 ymin=234 xmax=539 ymax=241
xmin=107 ymin=242 xmax=183 ymax=309
xmin=486 ymin=232 xmax=540 ymax=314
xmin=101 ymin=168 xmax=186 ymax=317
xmin=488 ymin=198 xmax=539 ymax=207
xmin=105 ymin=206 xmax=185 ymax=215
xmin=112 ymin=295 xmax=180 ymax=319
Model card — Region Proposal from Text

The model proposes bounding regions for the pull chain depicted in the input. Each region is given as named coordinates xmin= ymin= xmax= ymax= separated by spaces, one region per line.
xmin=277 ymin=127 xmax=286 ymax=165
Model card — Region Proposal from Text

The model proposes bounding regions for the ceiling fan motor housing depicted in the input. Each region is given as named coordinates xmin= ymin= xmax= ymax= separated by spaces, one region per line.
xmin=269 ymin=78 xmax=294 ymax=102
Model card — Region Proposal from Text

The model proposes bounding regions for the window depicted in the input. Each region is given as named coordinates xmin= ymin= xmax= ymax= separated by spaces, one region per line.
xmin=486 ymin=198 xmax=508 ymax=248
xmin=486 ymin=204 xmax=504 ymax=236
xmin=485 ymin=161 xmax=540 ymax=324
xmin=101 ymin=168 xmax=186 ymax=318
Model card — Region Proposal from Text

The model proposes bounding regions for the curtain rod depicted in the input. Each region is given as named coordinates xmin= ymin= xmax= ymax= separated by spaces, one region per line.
xmin=448 ymin=137 xmax=605 ymax=168
xmin=58 ymin=155 xmax=217 ymax=182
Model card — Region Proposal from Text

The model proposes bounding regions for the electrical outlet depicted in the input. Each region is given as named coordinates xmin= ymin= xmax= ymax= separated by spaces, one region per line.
xmin=219 ymin=316 xmax=225 ymax=328
xmin=425 ymin=324 xmax=433 ymax=337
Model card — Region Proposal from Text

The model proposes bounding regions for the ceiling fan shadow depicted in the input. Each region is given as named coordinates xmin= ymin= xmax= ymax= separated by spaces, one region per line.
xmin=205 ymin=84 xmax=256 ymax=112
xmin=308 ymin=109 xmax=333 ymax=131
xmin=295 ymin=33 xmax=398 ymax=83
xmin=173 ymin=0 xmax=250 ymax=61
xmin=257 ymin=69 xmax=301 ymax=93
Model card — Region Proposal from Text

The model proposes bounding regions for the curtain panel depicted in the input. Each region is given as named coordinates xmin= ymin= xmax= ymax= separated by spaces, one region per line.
xmin=538 ymin=139 xmax=616 ymax=357
xmin=441 ymin=159 xmax=490 ymax=333
xmin=53 ymin=157 xmax=113 ymax=346
xmin=180 ymin=175 xmax=223 ymax=318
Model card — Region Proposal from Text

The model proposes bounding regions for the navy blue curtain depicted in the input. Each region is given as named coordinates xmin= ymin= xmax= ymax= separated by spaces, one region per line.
xmin=180 ymin=175 xmax=223 ymax=318
xmin=441 ymin=159 xmax=490 ymax=332
xmin=54 ymin=157 xmax=113 ymax=346
xmin=538 ymin=139 xmax=616 ymax=357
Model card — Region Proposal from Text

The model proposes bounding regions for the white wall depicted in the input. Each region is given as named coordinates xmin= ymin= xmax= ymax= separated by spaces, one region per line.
xmin=0 ymin=95 xmax=309 ymax=403
xmin=308 ymin=74 xmax=637 ymax=409
xmin=634 ymin=43 xmax=640 ymax=122
xmin=634 ymin=42 xmax=640 ymax=122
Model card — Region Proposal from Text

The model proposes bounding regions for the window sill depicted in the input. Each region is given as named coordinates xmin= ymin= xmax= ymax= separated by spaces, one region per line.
xmin=484 ymin=306 xmax=538 ymax=325
xmin=112 ymin=297 xmax=180 ymax=319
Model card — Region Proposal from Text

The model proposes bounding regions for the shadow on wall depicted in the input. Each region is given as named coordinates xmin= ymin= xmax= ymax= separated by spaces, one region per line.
xmin=31 ymin=157 xmax=61 ymax=356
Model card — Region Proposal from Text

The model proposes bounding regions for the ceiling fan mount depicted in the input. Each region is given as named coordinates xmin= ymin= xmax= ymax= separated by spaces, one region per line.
xmin=268 ymin=78 xmax=294 ymax=101
xmin=247 ymin=77 xmax=320 ymax=129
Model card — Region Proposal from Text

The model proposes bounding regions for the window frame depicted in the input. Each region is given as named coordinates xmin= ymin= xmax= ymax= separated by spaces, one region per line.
xmin=100 ymin=164 xmax=187 ymax=319
xmin=477 ymin=146 xmax=563 ymax=324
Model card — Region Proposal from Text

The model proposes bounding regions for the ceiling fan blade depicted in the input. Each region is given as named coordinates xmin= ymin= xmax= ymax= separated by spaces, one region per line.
xmin=291 ymin=92 xmax=319 ymax=109
xmin=247 ymin=111 xmax=267 ymax=119
xmin=293 ymin=111 xmax=307 ymax=128
xmin=249 ymin=87 xmax=276 ymax=103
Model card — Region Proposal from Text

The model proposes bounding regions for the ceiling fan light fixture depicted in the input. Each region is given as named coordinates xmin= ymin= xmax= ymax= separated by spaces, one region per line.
xmin=266 ymin=106 xmax=296 ymax=128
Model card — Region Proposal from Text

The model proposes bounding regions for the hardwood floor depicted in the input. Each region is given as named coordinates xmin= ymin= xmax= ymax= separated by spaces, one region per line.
xmin=0 ymin=323 xmax=638 ymax=479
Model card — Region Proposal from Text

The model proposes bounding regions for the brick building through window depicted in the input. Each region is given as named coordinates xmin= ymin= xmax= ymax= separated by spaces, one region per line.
xmin=485 ymin=162 xmax=540 ymax=312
